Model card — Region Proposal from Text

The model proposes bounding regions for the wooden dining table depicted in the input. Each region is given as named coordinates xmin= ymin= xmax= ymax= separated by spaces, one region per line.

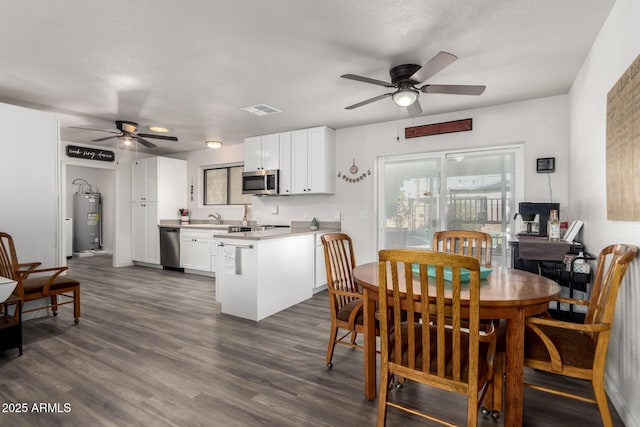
xmin=353 ymin=262 xmax=561 ymax=427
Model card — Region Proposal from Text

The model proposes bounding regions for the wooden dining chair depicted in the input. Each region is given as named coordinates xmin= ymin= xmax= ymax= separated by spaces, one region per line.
xmin=321 ymin=232 xmax=372 ymax=368
xmin=433 ymin=230 xmax=493 ymax=267
xmin=518 ymin=243 xmax=637 ymax=426
xmin=0 ymin=232 xmax=81 ymax=324
xmin=433 ymin=229 xmax=498 ymax=415
xmin=377 ymin=249 xmax=496 ymax=427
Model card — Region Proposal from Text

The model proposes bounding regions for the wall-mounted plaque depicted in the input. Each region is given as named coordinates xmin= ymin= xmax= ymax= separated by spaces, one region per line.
xmin=606 ymin=53 xmax=640 ymax=220
xmin=66 ymin=145 xmax=115 ymax=162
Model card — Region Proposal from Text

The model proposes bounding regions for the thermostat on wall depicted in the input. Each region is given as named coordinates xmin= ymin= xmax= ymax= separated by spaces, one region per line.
xmin=536 ymin=157 xmax=555 ymax=173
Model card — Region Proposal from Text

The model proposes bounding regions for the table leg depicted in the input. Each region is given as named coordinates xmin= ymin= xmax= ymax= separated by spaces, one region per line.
xmin=363 ymin=288 xmax=376 ymax=400
xmin=503 ymin=308 xmax=526 ymax=427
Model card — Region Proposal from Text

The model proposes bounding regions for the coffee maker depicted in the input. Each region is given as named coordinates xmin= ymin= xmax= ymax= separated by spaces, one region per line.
xmin=514 ymin=202 xmax=560 ymax=237
xmin=514 ymin=213 xmax=540 ymax=236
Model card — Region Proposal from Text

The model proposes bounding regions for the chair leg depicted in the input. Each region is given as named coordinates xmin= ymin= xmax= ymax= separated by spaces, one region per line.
xmin=350 ymin=331 xmax=358 ymax=345
xmin=491 ymin=351 xmax=504 ymax=419
xmin=326 ymin=325 xmax=338 ymax=367
xmin=73 ymin=286 xmax=80 ymax=324
xmin=50 ymin=295 xmax=58 ymax=316
xmin=592 ymin=376 xmax=613 ymax=427
xmin=467 ymin=391 xmax=479 ymax=427
xmin=377 ymin=363 xmax=390 ymax=427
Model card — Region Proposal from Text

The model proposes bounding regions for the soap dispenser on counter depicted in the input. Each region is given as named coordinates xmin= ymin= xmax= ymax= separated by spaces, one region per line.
xmin=310 ymin=217 xmax=319 ymax=231
xmin=242 ymin=204 xmax=249 ymax=226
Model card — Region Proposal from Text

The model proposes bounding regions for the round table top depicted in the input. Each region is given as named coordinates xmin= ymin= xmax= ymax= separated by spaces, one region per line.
xmin=353 ymin=263 xmax=561 ymax=309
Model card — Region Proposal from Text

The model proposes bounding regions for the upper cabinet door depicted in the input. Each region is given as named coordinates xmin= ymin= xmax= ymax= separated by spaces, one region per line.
xmin=132 ymin=158 xmax=158 ymax=201
xmin=243 ymin=136 xmax=263 ymax=171
xmin=291 ymin=129 xmax=309 ymax=194
xmin=278 ymin=132 xmax=292 ymax=195
xmin=261 ymin=133 xmax=280 ymax=170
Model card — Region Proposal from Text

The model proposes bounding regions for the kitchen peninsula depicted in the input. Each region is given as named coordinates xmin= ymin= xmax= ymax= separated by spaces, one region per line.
xmin=163 ymin=221 xmax=338 ymax=321
xmin=214 ymin=223 xmax=338 ymax=321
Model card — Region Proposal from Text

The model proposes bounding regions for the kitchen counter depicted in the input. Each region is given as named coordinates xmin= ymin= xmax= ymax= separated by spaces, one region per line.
xmin=212 ymin=227 xmax=337 ymax=240
xmin=158 ymin=219 xmax=340 ymax=240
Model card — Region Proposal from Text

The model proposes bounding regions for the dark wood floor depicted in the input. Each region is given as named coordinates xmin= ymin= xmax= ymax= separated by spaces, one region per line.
xmin=0 ymin=256 xmax=624 ymax=426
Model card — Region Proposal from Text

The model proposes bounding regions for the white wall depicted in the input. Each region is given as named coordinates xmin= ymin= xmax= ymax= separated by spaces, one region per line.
xmin=175 ymin=95 xmax=570 ymax=264
xmin=0 ymin=102 xmax=60 ymax=267
xmin=568 ymin=0 xmax=640 ymax=424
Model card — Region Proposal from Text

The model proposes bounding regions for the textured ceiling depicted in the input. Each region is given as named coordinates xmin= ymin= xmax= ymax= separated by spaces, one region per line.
xmin=0 ymin=0 xmax=616 ymax=155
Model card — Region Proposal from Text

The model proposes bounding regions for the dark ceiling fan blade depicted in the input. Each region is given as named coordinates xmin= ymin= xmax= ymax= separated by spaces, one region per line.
xmin=70 ymin=126 xmax=120 ymax=134
xmin=345 ymin=93 xmax=393 ymax=110
xmin=136 ymin=133 xmax=178 ymax=141
xmin=341 ymin=74 xmax=395 ymax=88
xmin=407 ymin=100 xmax=423 ymax=116
xmin=420 ymin=84 xmax=486 ymax=95
xmin=411 ymin=51 xmax=458 ymax=83
xmin=136 ymin=137 xmax=157 ymax=149
xmin=91 ymin=135 xmax=119 ymax=142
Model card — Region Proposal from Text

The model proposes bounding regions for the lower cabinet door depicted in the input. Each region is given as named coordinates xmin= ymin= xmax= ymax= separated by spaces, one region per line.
xmin=180 ymin=232 xmax=211 ymax=271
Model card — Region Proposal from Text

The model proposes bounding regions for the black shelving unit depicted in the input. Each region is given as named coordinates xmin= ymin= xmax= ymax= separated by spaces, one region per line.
xmin=510 ymin=238 xmax=592 ymax=322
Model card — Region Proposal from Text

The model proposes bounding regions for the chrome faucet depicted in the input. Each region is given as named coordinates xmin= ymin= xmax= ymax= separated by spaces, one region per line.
xmin=208 ymin=212 xmax=222 ymax=224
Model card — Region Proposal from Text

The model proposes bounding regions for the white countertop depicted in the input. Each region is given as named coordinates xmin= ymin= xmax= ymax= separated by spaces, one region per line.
xmin=158 ymin=219 xmax=340 ymax=240
xmin=214 ymin=227 xmax=337 ymax=240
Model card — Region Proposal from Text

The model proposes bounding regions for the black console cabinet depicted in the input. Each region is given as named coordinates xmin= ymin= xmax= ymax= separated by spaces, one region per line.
xmin=509 ymin=237 xmax=590 ymax=322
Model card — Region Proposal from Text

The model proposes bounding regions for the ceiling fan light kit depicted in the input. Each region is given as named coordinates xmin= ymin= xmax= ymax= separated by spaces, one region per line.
xmin=341 ymin=51 xmax=485 ymax=113
xmin=392 ymin=88 xmax=419 ymax=107
xmin=205 ymin=140 xmax=223 ymax=149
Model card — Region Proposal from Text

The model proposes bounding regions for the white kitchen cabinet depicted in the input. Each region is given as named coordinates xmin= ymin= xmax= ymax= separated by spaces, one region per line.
xmin=131 ymin=156 xmax=187 ymax=264
xmin=132 ymin=202 xmax=159 ymax=264
xmin=291 ymin=126 xmax=335 ymax=194
xmin=216 ymin=234 xmax=314 ymax=321
xmin=180 ymin=229 xmax=211 ymax=271
xmin=278 ymin=131 xmax=292 ymax=195
xmin=243 ymin=133 xmax=280 ymax=171
xmin=132 ymin=157 xmax=158 ymax=201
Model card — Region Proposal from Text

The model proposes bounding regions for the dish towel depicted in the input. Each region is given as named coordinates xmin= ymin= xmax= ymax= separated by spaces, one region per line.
xmin=223 ymin=246 xmax=241 ymax=275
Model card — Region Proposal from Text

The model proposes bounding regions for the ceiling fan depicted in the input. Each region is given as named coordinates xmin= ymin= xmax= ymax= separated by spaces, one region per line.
xmin=341 ymin=51 xmax=486 ymax=115
xmin=70 ymin=120 xmax=178 ymax=149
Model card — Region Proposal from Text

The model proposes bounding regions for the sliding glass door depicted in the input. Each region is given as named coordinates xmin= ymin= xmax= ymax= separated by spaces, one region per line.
xmin=380 ymin=156 xmax=442 ymax=249
xmin=378 ymin=146 xmax=521 ymax=266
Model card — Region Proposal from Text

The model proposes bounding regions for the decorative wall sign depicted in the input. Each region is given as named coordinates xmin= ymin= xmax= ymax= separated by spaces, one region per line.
xmin=606 ymin=53 xmax=640 ymax=220
xmin=66 ymin=145 xmax=115 ymax=162
xmin=405 ymin=118 xmax=473 ymax=139
xmin=337 ymin=158 xmax=371 ymax=183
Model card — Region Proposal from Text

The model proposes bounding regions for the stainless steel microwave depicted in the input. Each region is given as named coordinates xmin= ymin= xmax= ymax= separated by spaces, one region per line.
xmin=242 ymin=169 xmax=279 ymax=196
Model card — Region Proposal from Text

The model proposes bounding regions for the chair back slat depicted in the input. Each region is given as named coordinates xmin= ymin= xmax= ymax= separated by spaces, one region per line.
xmin=378 ymin=249 xmax=482 ymax=387
xmin=321 ymin=233 xmax=358 ymax=313
xmin=433 ymin=230 xmax=493 ymax=267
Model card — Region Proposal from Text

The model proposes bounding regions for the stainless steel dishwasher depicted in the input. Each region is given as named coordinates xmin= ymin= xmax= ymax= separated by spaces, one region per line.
xmin=159 ymin=227 xmax=182 ymax=271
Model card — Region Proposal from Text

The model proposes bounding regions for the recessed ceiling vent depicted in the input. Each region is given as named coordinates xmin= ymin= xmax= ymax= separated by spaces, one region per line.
xmin=241 ymin=104 xmax=282 ymax=116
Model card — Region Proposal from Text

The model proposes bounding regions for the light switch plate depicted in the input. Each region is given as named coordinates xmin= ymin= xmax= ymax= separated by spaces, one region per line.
xmin=334 ymin=211 xmax=342 ymax=221
xmin=271 ymin=204 xmax=278 ymax=214
xmin=304 ymin=210 xmax=310 ymax=219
